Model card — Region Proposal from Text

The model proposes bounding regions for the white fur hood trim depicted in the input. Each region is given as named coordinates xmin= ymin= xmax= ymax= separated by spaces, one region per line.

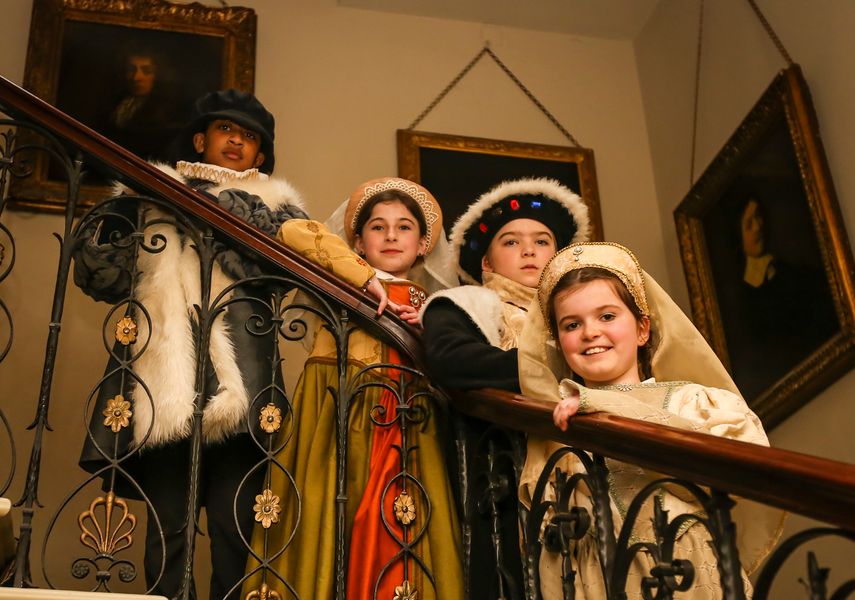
xmin=422 ymin=285 xmax=504 ymax=347
xmin=449 ymin=177 xmax=591 ymax=285
xmin=119 ymin=162 xmax=305 ymax=448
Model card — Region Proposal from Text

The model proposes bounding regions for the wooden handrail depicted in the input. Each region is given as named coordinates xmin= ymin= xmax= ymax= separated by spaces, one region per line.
xmin=0 ymin=75 xmax=424 ymax=364
xmin=455 ymin=388 xmax=855 ymax=531
xmin=4 ymin=75 xmax=854 ymax=534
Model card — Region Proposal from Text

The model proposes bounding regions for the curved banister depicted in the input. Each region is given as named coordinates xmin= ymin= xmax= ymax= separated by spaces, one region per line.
xmin=454 ymin=388 xmax=855 ymax=530
xmin=4 ymin=74 xmax=854 ymax=538
xmin=0 ymin=74 xmax=424 ymax=364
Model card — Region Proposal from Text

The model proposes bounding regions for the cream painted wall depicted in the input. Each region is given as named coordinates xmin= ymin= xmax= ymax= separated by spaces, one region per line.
xmin=0 ymin=0 xmax=662 ymax=594
xmin=635 ymin=0 xmax=855 ymax=593
xmin=636 ymin=0 xmax=855 ymax=459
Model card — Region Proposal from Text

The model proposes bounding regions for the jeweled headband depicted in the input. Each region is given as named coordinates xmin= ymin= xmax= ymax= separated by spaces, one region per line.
xmin=449 ymin=177 xmax=591 ymax=285
xmin=538 ymin=241 xmax=649 ymax=333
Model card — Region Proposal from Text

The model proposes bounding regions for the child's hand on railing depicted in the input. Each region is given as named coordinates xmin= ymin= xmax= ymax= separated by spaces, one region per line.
xmin=552 ymin=391 xmax=580 ymax=431
xmin=363 ymin=276 xmax=390 ymax=316
xmin=395 ymin=305 xmax=422 ymax=327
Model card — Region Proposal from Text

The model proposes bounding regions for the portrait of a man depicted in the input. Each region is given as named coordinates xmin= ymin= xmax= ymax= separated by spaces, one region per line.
xmin=98 ymin=48 xmax=182 ymax=161
xmin=703 ymin=126 xmax=839 ymax=401
xmin=54 ymin=22 xmax=223 ymax=163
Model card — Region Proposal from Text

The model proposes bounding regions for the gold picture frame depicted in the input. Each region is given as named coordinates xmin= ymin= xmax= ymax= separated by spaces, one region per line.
xmin=674 ymin=65 xmax=855 ymax=428
xmin=397 ymin=130 xmax=604 ymax=241
xmin=10 ymin=0 xmax=257 ymax=212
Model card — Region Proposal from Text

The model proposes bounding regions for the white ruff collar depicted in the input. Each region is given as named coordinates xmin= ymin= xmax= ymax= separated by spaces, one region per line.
xmin=176 ymin=161 xmax=268 ymax=184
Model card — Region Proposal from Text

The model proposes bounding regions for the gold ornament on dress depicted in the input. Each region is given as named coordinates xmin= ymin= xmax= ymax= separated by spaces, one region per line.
xmin=394 ymin=580 xmax=418 ymax=600
xmin=102 ymin=395 xmax=132 ymax=433
xmin=393 ymin=490 xmax=416 ymax=526
xmin=244 ymin=583 xmax=282 ymax=600
xmin=78 ymin=492 xmax=137 ymax=557
xmin=253 ymin=489 xmax=281 ymax=529
xmin=258 ymin=403 xmax=282 ymax=434
xmin=408 ymin=286 xmax=427 ymax=310
xmin=114 ymin=316 xmax=138 ymax=345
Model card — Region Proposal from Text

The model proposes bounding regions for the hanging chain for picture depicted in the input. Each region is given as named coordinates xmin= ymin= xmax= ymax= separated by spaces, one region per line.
xmin=690 ymin=0 xmax=796 ymax=183
xmin=407 ymin=45 xmax=582 ymax=148
xmin=745 ymin=0 xmax=794 ymax=66
xmin=690 ymin=0 xmax=705 ymax=185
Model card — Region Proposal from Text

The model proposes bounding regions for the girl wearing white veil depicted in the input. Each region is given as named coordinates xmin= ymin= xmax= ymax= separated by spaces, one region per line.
xmin=518 ymin=241 xmax=785 ymax=599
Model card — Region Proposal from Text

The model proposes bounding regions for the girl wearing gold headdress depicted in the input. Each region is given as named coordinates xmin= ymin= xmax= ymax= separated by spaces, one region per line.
xmin=518 ymin=242 xmax=785 ymax=599
xmin=244 ymin=178 xmax=462 ymax=600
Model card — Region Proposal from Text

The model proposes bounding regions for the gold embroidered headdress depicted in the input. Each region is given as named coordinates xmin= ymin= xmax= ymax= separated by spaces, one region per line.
xmin=519 ymin=241 xmax=740 ymax=405
xmin=538 ymin=242 xmax=648 ymax=336
xmin=344 ymin=177 xmax=443 ymax=253
xmin=324 ymin=176 xmax=456 ymax=292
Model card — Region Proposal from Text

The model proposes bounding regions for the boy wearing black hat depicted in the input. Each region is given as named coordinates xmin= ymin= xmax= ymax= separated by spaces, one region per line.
xmin=74 ymin=89 xmax=308 ymax=599
xmin=420 ymin=177 xmax=590 ymax=599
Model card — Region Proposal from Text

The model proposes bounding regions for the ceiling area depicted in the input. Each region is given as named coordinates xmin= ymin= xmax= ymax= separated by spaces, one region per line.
xmin=338 ymin=0 xmax=661 ymax=40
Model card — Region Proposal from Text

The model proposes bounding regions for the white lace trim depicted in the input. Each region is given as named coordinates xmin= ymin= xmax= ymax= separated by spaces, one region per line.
xmin=176 ymin=161 xmax=268 ymax=184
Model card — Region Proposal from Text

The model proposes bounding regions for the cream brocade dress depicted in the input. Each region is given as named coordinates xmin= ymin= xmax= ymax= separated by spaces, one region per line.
xmin=521 ymin=380 xmax=785 ymax=600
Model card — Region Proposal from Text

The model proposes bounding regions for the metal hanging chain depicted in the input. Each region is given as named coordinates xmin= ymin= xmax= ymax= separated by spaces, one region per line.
xmin=408 ymin=44 xmax=582 ymax=147
xmin=691 ymin=0 xmax=795 ymax=183
xmin=690 ymin=0 xmax=705 ymax=185
xmin=745 ymin=0 xmax=795 ymax=66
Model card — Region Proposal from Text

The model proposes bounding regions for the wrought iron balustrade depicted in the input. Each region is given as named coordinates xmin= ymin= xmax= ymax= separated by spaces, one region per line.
xmin=0 ymin=74 xmax=854 ymax=600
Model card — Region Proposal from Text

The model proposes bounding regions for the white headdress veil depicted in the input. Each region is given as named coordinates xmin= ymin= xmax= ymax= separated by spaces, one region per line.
xmin=518 ymin=241 xmax=783 ymax=576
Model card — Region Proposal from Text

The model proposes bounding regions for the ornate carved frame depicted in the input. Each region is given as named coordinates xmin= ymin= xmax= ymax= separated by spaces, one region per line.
xmin=397 ymin=129 xmax=604 ymax=241
xmin=674 ymin=65 xmax=855 ymax=428
xmin=10 ymin=0 xmax=257 ymax=212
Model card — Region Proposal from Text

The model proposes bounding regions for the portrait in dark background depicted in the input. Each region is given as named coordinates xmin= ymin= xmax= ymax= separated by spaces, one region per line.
xmin=55 ymin=22 xmax=224 ymax=163
xmin=13 ymin=0 xmax=256 ymax=211
xmin=702 ymin=123 xmax=838 ymax=400
xmin=675 ymin=65 xmax=855 ymax=428
xmin=397 ymin=130 xmax=603 ymax=240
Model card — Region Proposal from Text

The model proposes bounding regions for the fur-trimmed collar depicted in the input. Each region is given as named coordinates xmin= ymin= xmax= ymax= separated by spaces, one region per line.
xmin=118 ymin=161 xmax=307 ymax=448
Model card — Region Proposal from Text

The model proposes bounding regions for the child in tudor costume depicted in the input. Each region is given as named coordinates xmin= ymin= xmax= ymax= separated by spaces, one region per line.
xmin=419 ymin=178 xmax=590 ymax=599
xmin=74 ymin=89 xmax=312 ymax=599
xmin=518 ymin=241 xmax=786 ymax=599
xmin=243 ymin=177 xmax=463 ymax=600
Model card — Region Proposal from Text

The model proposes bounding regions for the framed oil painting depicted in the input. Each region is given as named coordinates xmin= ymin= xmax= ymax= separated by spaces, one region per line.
xmin=10 ymin=0 xmax=256 ymax=212
xmin=397 ymin=130 xmax=604 ymax=241
xmin=674 ymin=65 xmax=855 ymax=428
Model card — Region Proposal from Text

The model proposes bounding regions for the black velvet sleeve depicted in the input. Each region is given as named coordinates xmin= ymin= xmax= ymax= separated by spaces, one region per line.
xmin=421 ymin=298 xmax=520 ymax=393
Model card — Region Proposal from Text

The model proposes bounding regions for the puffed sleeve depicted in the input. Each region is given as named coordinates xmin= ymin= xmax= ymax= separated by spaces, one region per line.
xmin=216 ymin=188 xmax=309 ymax=236
xmin=210 ymin=188 xmax=311 ymax=281
xmin=277 ymin=219 xmax=375 ymax=289
xmin=563 ymin=380 xmax=768 ymax=445
xmin=72 ymin=201 xmax=139 ymax=304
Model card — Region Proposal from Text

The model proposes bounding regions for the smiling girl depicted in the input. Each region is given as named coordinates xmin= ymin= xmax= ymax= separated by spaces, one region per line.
xmin=245 ymin=178 xmax=462 ymax=600
xmin=517 ymin=242 xmax=785 ymax=599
